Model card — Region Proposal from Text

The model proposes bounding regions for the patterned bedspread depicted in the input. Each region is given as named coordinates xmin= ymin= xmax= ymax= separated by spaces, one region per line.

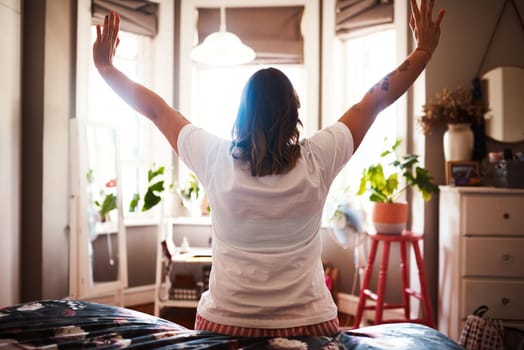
xmin=0 ymin=300 xmax=463 ymax=349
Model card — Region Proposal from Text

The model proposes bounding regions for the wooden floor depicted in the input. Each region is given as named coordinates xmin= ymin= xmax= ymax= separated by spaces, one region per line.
xmin=128 ymin=303 xmax=197 ymax=329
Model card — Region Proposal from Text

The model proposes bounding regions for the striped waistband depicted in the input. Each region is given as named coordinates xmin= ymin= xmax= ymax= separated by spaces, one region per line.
xmin=194 ymin=314 xmax=340 ymax=337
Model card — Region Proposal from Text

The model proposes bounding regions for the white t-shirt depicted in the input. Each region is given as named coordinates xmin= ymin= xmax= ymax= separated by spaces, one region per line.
xmin=177 ymin=121 xmax=354 ymax=328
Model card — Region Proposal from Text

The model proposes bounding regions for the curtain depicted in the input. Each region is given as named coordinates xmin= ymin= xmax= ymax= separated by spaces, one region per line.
xmin=196 ymin=6 xmax=304 ymax=64
xmin=336 ymin=0 xmax=394 ymax=39
xmin=92 ymin=0 xmax=158 ymax=37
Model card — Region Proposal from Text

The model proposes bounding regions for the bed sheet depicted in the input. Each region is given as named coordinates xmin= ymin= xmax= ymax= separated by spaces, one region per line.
xmin=0 ymin=300 xmax=463 ymax=349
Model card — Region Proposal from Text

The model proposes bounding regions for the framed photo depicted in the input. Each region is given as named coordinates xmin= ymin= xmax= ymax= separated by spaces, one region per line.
xmin=446 ymin=161 xmax=481 ymax=186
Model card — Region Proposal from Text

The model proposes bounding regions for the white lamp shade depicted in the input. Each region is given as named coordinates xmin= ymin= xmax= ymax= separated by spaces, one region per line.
xmin=191 ymin=31 xmax=256 ymax=66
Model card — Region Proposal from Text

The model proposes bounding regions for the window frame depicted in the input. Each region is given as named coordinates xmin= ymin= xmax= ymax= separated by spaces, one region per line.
xmin=76 ymin=0 xmax=175 ymax=222
xmin=320 ymin=0 xmax=411 ymax=224
xmin=178 ymin=0 xmax=320 ymax=138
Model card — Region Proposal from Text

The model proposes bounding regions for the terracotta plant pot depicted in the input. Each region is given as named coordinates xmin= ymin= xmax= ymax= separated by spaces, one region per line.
xmin=372 ymin=202 xmax=408 ymax=235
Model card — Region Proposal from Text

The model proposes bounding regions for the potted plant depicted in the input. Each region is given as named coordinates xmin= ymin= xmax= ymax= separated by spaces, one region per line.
xmin=129 ymin=164 xmax=171 ymax=213
xmin=418 ymin=86 xmax=488 ymax=161
xmin=357 ymin=139 xmax=439 ymax=234
xmin=175 ymin=172 xmax=209 ymax=217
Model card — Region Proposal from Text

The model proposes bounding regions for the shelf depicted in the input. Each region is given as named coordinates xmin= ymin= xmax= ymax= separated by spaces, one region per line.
xmin=173 ymin=248 xmax=212 ymax=263
xmin=157 ymin=299 xmax=199 ymax=308
xmin=154 ymin=221 xmax=213 ymax=316
xmin=169 ymin=216 xmax=212 ymax=226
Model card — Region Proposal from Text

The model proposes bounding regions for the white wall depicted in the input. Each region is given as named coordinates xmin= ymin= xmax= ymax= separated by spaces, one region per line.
xmin=41 ymin=0 xmax=74 ymax=299
xmin=420 ymin=0 xmax=524 ymax=319
xmin=0 ymin=0 xmax=21 ymax=307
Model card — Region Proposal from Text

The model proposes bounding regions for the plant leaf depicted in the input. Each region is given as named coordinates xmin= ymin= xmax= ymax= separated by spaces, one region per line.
xmin=129 ymin=193 xmax=140 ymax=212
xmin=143 ymin=188 xmax=161 ymax=211
xmin=148 ymin=165 xmax=165 ymax=182
xmin=148 ymin=180 xmax=165 ymax=193
xmin=99 ymin=193 xmax=117 ymax=220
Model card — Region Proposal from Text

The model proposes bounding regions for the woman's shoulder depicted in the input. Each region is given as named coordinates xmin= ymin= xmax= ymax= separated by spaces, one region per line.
xmin=302 ymin=122 xmax=352 ymax=147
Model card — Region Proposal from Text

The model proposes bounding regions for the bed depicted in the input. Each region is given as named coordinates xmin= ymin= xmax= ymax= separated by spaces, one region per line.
xmin=0 ymin=299 xmax=463 ymax=349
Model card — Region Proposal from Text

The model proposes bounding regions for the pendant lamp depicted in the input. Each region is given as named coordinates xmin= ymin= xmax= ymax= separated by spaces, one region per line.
xmin=191 ymin=4 xmax=255 ymax=66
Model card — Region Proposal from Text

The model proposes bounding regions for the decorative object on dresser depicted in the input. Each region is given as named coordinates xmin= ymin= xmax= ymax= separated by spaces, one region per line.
xmin=357 ymin=139 xmax=438 ymax=234
xmin=438 ymin=186 xmax=524 ymax=342
xmin=445 ymin=161 xmax=481 ymax=186
xmin=418 ymin=86 xmax=487 ymax=162
xmin=493 ymin=159 xmax=524 ymax=189
xmin=443 ymin=123 xmax=475 ymax=162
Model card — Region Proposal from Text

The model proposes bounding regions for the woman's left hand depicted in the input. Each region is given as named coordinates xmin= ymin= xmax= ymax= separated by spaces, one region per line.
xmin=92 ymin=11 xmax=120 ymax=72
xmin=409 ymin=0 xmax=445 ymax=56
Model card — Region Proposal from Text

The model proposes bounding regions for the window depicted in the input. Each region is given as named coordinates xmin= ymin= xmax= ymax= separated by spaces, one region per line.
xmin=178 ymin=0 xmax=320 ymax=190
xmin=179 ymin=62 xmax=308 ymax=195
xmin=325 ymin=29 xmax=398 ymax=222
xmin=190 ymin=65 xmax=306 ymax=140
xmin=87 ymin=28 xmax=158 ymax=219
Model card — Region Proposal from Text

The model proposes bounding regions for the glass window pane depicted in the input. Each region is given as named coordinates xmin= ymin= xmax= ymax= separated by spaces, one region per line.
xmin=326 ymin=29 xmax=397 ymax=221
xmin=191 ymin=65 xmax=306 ymax=140
xmin=345 ymin=29 xmax=397 ymax=190
xmin=88 ymin=27 xmax=154 ymax=219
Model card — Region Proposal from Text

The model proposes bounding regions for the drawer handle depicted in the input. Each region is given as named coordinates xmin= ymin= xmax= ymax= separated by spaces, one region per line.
xmin=502 ymin=297 xmax=510 ymax=306
xmin=503 ymin=213 xmax=510 ymax=219
xmin=501 ymin=254 xmax=511 ymax=262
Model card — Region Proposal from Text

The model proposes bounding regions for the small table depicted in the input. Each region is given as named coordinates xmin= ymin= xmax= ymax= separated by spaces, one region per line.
xmin=353 ymin=231 xmax=434 ymax=328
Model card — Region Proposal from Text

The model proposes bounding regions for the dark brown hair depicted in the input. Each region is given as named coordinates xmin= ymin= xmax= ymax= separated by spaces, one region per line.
xmin=231 ymin=67 xmax=302 ymax=177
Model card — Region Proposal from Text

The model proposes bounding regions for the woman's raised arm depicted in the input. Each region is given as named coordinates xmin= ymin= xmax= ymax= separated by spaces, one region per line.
xmin=92 ymin=11 xmax=190 ymax=154
xmin=339 ymin=0 xmax=445 ymax=151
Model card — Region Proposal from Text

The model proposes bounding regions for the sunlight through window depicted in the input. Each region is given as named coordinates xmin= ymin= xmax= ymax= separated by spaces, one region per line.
xmin=345 ymin=29 xmax=397 ymax=189
xmin=326 ymin=29 xmax=398 ymax=222
xmin=88 ymin=28 xmax=154 ymax=217
xmin=191 ymin=65 xmax=306 ymax=140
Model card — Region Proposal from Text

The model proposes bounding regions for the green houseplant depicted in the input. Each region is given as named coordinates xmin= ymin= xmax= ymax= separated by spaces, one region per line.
xmin=357 ymin=139 xmax=439 ymax=234
xmin=175 ymin=172 xmax=210 ymax=217
xmin=129 ymin=164 xmax=171 ymax=213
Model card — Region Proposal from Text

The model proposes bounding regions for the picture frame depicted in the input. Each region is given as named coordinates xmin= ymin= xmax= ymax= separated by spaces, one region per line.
xmin=445 ymin=161 xmax=481 ymax=186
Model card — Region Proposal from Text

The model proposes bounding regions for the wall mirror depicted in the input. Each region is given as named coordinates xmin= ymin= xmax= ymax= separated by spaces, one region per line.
xmin=481 ymin=66 xmax=524 ymax=143
xmin=69 ymin=119 xmax=128 ymax=305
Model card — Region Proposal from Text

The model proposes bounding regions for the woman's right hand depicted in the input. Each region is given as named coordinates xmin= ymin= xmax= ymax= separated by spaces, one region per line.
xmin=409 ymin=0 xmax=445 ymax=56
xmin=92 ymin=11 xmax=120 ymax=72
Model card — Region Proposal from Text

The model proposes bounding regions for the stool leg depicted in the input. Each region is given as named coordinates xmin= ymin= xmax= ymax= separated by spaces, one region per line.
xmin=412 ymin=240 xmax=435 ymax=328
xmin=400 ymin=241 xmax=410 ymax=319
xmin=374 ymin=240 xmax=390 ymax=324
xmin=353 ymin=238 xmax=379 ymax=328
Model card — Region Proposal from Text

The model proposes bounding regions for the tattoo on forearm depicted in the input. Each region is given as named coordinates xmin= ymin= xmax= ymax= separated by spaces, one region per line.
xmin=369 ymin=82 xmax=379 ymax=94
xmin=349 ymin=104 xmax=362 ymax=113
xmin=369 ymin=59 xmax=413 ymax=94
xmin=399 ymin=59 xmax=411 ymax=72
xmin=381 ymin=71 xmax=396 ymax=91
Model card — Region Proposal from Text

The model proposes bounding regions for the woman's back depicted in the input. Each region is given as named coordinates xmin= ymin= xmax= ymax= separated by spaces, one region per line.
xmin=178 ymin=121 xmax=353 ymax=328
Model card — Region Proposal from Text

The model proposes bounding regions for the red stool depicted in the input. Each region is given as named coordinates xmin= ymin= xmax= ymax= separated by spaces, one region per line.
xmin=353 ymin=231 xmax=434 ymax=328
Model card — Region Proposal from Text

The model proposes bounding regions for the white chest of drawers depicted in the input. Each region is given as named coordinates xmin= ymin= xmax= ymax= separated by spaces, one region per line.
xmin=438 ymin=186 xmax=524 ymax=341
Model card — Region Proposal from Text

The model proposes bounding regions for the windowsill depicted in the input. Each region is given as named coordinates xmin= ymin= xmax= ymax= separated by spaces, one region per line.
xmin=123 ymin=215 xmax=334 ymax=229
xmin=123 ymin=215 xmax=212 ymax=228
xmin=124 ymin=218 xmax=160 ymax=227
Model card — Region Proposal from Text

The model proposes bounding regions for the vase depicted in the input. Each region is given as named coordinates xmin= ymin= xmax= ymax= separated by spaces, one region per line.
xmin=443 ymin=123 xmax=474 ymax=161
xmin=371 ymin=202 xmax=408 ymax=235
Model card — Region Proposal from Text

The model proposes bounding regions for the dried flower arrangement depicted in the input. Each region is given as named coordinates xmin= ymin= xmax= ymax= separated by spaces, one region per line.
xmin=418 ymin=86 xmax=487 ymax=135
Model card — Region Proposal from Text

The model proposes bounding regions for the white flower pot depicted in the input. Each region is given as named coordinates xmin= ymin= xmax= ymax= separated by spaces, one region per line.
xmin=443 ymin=123 xmax=474 ymax=161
